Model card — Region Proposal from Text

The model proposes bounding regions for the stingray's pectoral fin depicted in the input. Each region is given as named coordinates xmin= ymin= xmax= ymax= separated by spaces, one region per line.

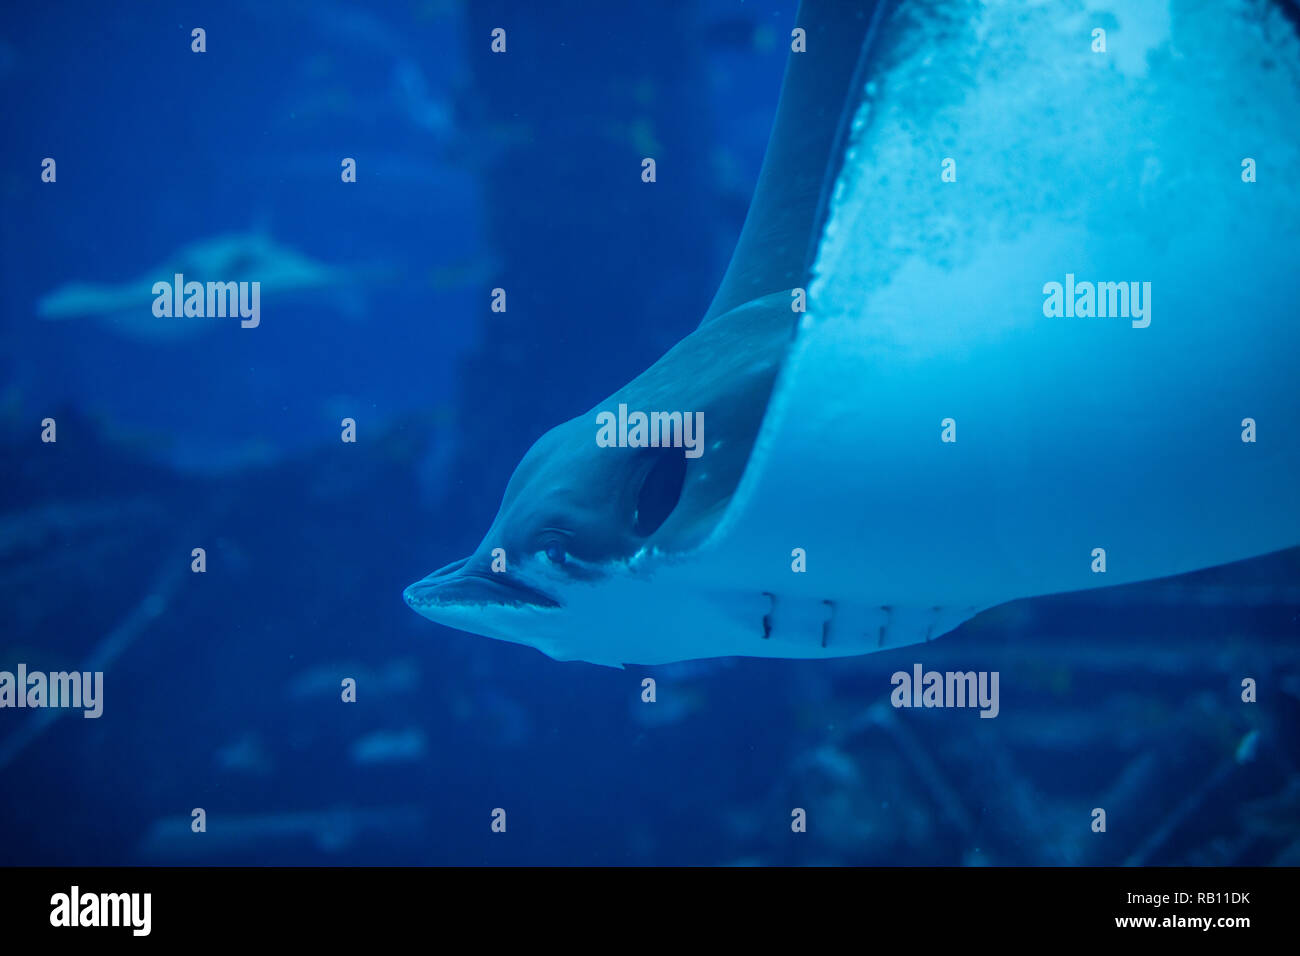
xmin=36 ymin=281 xmax=129 ymax=320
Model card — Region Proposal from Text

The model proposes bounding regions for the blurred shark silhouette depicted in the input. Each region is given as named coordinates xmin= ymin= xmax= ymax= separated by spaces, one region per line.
xmin=37 ymin=233 xmax=381 ymax=342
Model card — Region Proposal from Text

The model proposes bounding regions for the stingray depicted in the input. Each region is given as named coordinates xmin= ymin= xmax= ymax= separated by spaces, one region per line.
xmin=37 ymin=232 xmax=376 ymax=342
xmin=406 ymin=0 xmax=1300 ymax=665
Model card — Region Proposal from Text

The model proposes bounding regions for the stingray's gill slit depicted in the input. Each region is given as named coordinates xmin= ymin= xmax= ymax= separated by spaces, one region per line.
xmin=821 ymin=599 xmax=836 ymax=649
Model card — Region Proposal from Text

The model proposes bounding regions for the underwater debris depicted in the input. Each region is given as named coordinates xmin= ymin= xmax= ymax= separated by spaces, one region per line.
xmin=135 ymin=806 xmax=427 ymax=861
xmin=350 ymin=728 xmax=427 ymax=765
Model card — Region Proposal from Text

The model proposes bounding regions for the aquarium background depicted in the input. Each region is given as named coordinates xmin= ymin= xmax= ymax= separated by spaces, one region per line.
xmin=1 ymin=0 xmax=1297 ymax=865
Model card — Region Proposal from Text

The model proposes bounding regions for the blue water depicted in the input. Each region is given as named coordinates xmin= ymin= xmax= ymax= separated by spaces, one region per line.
xmin=1 ymin=1 xmax=1297 ymax=865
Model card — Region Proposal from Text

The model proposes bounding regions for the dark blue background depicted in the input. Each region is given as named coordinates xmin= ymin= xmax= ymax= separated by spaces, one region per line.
xmin=1 ymin=0 xmax=1296 ymax=865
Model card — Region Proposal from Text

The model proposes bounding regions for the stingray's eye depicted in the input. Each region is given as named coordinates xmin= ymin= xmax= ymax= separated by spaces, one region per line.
xmin=537 ymin=528 xmax=572 ymax=568
xmin=634 ymin=450 xmax=687 ymax=537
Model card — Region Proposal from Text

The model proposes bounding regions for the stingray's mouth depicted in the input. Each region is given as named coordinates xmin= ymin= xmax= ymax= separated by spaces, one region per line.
xmin=403 ymin=563 xmax=561 ymax=611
